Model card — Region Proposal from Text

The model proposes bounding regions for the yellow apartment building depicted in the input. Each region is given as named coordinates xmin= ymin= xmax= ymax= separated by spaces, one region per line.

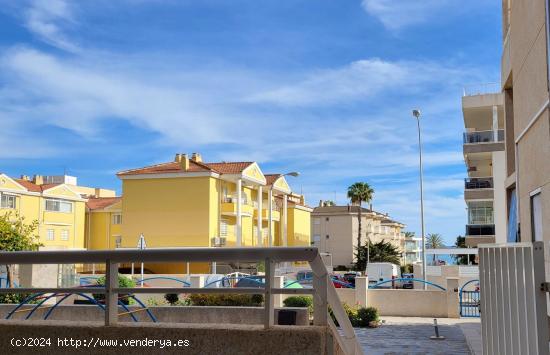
xmin=84 ymin=153 xmax=312 ymax=273
xmin=0 ymin=174 xmax=97 ymax=249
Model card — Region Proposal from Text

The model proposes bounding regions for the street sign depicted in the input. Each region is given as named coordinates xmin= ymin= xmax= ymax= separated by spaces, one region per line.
xmin=137 ymin=234 xmax=147 ymax=250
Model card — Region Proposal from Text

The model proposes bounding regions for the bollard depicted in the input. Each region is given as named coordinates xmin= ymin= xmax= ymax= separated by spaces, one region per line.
xmin=430 ymin=318 xmax=445 ymax=340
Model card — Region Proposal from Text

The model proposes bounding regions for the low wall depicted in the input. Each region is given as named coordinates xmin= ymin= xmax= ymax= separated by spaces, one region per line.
xmin=368 ymin=289 xmax=448 ymax=317
xmin=0 ymin=320 xmax=328 ymax=355
xmin=0 ymin=305 xmax=309 ymax=326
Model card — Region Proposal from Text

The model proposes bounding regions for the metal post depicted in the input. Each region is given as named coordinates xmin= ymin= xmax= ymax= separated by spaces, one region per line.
xmin=312 ymin=256 xmax=328 ymax=326
xmin=414 ymin=112 xmax=428 ymax=290
xmin=105 ymin=259 xmax=118 ymax=326
xmin=264 ymin=258 xmax=275 ymax=329
xmin=140 ymin=262 xmax=144 ymax=288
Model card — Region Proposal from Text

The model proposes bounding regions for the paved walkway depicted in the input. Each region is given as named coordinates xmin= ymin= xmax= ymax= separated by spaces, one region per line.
xmin=354 ymin=317 xmax=481 ymax=355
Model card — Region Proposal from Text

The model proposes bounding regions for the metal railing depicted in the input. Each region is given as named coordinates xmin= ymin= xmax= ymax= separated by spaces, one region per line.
xmin=464 ymin=177 xmax=493 ymax=189
xmin=479 ymin=242 xmax=549 ymax=355
xmin=466 ymin=224 xmax=495 ymax=236
xmin=0 ymin=247 xmax=363 ymax=355
xmin=463 ymin=82 xmax=500 ymax=96
xmin=463 ymin=130 xmax=504 ymax=144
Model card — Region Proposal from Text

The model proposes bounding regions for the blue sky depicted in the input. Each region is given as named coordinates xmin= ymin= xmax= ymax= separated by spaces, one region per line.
xmin=0 ymin=0 xmax=501 ymax=245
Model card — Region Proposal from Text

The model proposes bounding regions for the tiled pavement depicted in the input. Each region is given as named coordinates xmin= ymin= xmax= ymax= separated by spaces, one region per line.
xmin=354 ymin=317 xmax=481 ymax=355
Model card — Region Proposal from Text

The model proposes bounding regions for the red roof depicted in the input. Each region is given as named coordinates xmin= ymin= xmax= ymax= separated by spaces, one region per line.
xmin=265 ymin=174 xmax=282 ymax=185
xmin=14 ymin=179 xmax=60 ymax=193
xmin=117 ymin=159 xmax=253 ymax=176
xmin=86 ymin=197 xmax=122 ymax=210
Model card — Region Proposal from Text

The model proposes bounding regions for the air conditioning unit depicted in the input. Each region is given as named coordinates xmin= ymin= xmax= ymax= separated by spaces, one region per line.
xmin=211 ymin=237 xmax=227 ymax=247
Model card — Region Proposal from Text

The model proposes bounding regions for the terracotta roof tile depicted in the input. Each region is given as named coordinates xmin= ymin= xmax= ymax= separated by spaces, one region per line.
xmin=203 ymin=162 xmax=253 ymax=174
xmin=13 ymin=179 xmax=61 ymax=193
xmin=117 ymin=160 xmax=212 ymax=176
xmin=265 ymin=174 xmax=282 ymax=185
xmin=86 ymin=197 xmax=122 ymax=210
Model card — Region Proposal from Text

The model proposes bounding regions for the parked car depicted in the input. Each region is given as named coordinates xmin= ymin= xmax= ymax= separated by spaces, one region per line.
xmin=402 ymin=273 xmax=414 ymax=289
xmin=342 ymin=272 xmax=358 ymax=287
xmin=234 ymin=276 xmax=303 ymax=289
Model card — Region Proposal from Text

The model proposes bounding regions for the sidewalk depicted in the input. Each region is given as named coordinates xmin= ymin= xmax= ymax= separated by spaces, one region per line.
xmin=354 ymin=317 xmax=481 ymax=355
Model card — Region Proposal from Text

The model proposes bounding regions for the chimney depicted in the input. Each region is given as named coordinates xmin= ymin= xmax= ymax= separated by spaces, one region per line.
xmin=319 ymin=200 xmax=323 ymax=207
xmin=191 ymin=153 xmax=202 ymax=163
xmin=369 ymin=203 xmax=373 ymax=211
xmin=180 ymin=153 xmax=190 ymax=170
xmin=32 ymin=175 xmax=44 ymax=185
xmin=174 ymin=153 xmax=182 ymax=162
xmin=20 ymin=175 xmax=30 ymax=181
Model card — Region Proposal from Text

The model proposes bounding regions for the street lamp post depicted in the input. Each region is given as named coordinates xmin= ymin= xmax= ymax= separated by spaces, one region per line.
xmin=412 ymin=109 xmax=427 ymax=290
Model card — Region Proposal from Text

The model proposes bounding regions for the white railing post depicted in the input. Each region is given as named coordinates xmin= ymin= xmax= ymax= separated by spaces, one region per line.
xmin=311 ymin=256 xmax=328 ymax=326
xmin=264 ymin=258 xmax=275 ymax=329
xmin=105 ymin=259 xmax=118 ymax=326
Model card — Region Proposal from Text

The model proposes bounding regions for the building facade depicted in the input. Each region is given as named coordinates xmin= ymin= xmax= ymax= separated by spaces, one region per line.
xmin=402 ymin=235 xmax=422 ymax=265
xmin=83 ymin=153 xmax=312 ymax=273
xmin=310 ymin=205 xmax=405 ymax=269
xmin=461 ymin=87 xmax=507 ymax=246
xmin=0 ymin=174 xmax=106 ymax=250
xmin=501 ymin=0 xmax=550 ymax=246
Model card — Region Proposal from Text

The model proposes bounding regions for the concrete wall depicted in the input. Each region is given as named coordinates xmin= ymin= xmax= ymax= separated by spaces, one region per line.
xmin=0 ymin=305 xmax=309 ymax=326
xmin=413 ymin=264 xmax=479 ymax=290
xmin=0 ymin=320 xmax=329 ymax=355
xmin=367 ymin=289 xmax=448 ymax=317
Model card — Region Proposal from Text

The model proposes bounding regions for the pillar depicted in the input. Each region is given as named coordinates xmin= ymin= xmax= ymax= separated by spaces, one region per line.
xmin=446 ymin=277 xmax=460 ymax=318
xmin=273 ymin=275 xmax=284 ymax=307
xmin=236 ymin=178 xmax=242 ymax=246
xmin=282 ymin=194 xmax=288 ymax=246
xmin=268 ymin=188 xmax=273 ymax=247
xmin=257 ymin=185 xmax=263 ymax=246
xmin=190 ymin=275 xmax=205 ymax=288
xmin=355 ymin=276 xmax=368 ymax=307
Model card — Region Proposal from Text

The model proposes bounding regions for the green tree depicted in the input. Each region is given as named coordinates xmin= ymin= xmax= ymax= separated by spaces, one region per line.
xmin=322 ymin=200 xmax=336 ymax=207
xmin=0 ymin=213 xmax=41 ymax=287
xmin=453 ymin=236 xmax=476 ymax=265
xmin=355 ymin=240 xmax=400 ymax=271
xmin=426 ymin=233 xmax=444 ymax=265
xmin=347 ymin=182 xmax=374 ymax=257
xmin=403 ymin=231 xmax=415 ymax=239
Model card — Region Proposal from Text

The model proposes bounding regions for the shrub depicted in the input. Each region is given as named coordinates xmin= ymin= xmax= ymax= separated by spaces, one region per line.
xmin=283 ymin=296 xmax=312 ymax=308
xmin=164 ymin=293 xmax=179 ymax=305
xmin=0 ymin=293 xmax=37 ymax=304
xmin=94 ymin=275 xmax=136 ymax=305
xmin=357 ymin=306 xmax=379 ymax=327
xmin=187 ymin=293 xmax=263 ymax=307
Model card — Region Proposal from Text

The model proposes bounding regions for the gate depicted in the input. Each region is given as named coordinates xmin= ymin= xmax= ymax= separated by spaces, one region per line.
xmin=459 ymin=279 xmax=480 ymax=317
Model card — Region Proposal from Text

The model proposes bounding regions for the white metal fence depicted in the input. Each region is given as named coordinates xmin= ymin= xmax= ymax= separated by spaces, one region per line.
xmin=0 ymin=247 xmax=363 ymax=355
xmin=479 ymin=242 xmax=549 ymax=355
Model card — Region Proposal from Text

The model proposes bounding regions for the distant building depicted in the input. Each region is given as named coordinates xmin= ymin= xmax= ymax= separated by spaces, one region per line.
xmin=0 ymin=173 xmax=114 ymax=250
xmin=311 ymin=205 xmax=405 ymax=269
xmin=461 ymin=86 xmax=507 ymax=246
xmin=402 ymin=235 xmax=422 ymax=265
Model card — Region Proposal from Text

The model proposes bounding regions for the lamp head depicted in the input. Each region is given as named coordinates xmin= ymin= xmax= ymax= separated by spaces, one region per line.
xmin=412 ymin=109 xmax=421 ymax=119
xmin=286 ymin=172 xmax=300 ymax=177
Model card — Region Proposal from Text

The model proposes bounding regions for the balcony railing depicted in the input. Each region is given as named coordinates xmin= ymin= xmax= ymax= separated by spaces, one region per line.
xmin=463 ymin=130 xmax=504 ymax=144
xmin=0 ymin=247 xmax=363 ymax=354
xmin=466 ymin=224 xmax=495 ymax=236
xmin=464 ymin=177 xmax=493 ymax=189
xmin=463 ymin=82 xmax=500 ymax=96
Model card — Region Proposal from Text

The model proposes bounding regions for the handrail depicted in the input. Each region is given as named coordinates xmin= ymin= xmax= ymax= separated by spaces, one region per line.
xmin=369 ymin=278 xmax=446 ymax=291
xmin=0 ymin=246 xmax=363 ymax=355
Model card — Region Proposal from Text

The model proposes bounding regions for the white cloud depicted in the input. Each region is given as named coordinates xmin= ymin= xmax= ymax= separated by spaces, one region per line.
xmin=361 ymin=0 xmax=454 ymax=30
xmin=24 ymin=0 xmax=79 ymax=52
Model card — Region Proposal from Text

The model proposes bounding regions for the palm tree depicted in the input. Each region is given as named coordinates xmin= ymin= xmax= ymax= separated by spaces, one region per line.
xmin=403 ymin=231 xmax=415 ymax=239
xmin=347 ymin=182 xmax=374 ymax=262
xmin=426 ymin=233 xmax=444 ymax=265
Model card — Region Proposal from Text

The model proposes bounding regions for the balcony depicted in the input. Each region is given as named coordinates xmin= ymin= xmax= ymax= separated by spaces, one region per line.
xmin=463 ymin=130 xmax=505 ymax=155
xmin=464 ymin=177 xmax=493 ymax=189
xmin=463 ymin=130 xmax=504 ymax=144
xmin=464 ymin=177 xmax=494 ymax=200
xmin=466 ymin=224 xmax=495 ymax=236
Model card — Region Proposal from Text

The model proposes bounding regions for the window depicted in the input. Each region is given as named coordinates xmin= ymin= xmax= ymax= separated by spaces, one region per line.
xmin=468 ymin=201 xmax=494 ymax=225
xmin=45 ymin=199 xmax=72 ymax=213
xmin=0 ymin=193 xmax=16 ymax=209
xmin=531 ymin=191 xmax=542 ymax=242
xmin=47 ymin=229 xmax=54 ymax=241
xmin=115 ymin=236 xmax=122 ymax=248
xmin=220 ymin=219 xmax=228 ymax=237
xmin=112 ymin=213 xmax=122 ymax=225
xmin=60 ymin=230 xmax=69 ymax=241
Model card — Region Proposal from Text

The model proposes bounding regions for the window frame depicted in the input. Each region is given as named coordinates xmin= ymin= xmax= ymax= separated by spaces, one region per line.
xmin=46 ymin=229 xmax=55 ymax=241
xmin=60 ymin=229 xmax=69 ymax=241
xmin=44 ymin=198 xmax=73 ymax=213
xmin=0 ymin=193 xmax=17 ymax=209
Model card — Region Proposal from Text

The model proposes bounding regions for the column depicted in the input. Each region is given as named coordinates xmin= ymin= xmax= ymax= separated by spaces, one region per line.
xmin=282 ymin=194 xmax=288 ymax=246
xmin=268 ymin=189 xmax=273 ymax=247
xmin=355 ymin=276 xmax=368 ymax=307
xmin=236 ymin=178 xmax=242 ymax=246
xmin=257 ymin=185 xmax=263 ymax=246
xmin=492 ymin=105 xmax=499 ymax=141
xmin=446 ymin=277 xmax=460 ymax=318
